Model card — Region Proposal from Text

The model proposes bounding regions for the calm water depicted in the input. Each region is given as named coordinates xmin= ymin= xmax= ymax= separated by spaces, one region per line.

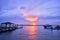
xmin=0 ymin=26 xmax=60 ymax=40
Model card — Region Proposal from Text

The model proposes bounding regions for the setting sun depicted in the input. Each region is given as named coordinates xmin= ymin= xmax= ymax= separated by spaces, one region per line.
xmin=25 ymin=16 xmax=38 ymax=22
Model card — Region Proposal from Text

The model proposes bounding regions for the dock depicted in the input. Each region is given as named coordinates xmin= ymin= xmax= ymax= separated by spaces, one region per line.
xmin=0 ymin=22 xmax=17 ymax=32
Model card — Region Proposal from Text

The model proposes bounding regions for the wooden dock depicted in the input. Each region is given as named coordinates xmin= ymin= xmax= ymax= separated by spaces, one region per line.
xmin=0 ymin=22 xmax=17 ymax=32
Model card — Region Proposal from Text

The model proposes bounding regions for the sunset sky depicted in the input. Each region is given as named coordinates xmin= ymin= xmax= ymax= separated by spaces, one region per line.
xmin=0 ymin=0 xmax=60 ymax=24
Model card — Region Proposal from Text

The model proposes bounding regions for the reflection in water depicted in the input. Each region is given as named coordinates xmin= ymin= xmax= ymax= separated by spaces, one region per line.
xmin=26 ymin=23 xmax=37 ymax=40
xmin=0 ymin=23 xmax=60 ymax=40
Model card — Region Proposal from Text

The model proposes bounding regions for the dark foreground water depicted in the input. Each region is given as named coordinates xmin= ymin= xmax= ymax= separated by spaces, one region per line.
xmin=0 ymin=26 xmax=60 ymax=40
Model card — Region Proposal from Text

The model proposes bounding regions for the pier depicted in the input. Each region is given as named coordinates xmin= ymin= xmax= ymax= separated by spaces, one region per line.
xmin=0 ymin=22 xmax=17 ymax=32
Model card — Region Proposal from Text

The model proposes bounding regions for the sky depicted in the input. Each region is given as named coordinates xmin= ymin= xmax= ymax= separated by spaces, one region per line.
xmin=0 ymin=0 xmax=60 ymax=24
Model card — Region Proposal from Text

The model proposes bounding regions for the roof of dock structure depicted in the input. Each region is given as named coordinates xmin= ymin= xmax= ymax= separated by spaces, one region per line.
xmin=1 ymin=22 xmax=14 ymax=24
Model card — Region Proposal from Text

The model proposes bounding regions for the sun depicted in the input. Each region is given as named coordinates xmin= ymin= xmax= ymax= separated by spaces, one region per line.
xmin=25 ymin=16 xmax=38 ymax=22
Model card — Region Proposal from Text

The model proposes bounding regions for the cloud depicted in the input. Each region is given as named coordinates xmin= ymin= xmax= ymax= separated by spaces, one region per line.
xmin=0 ymin=0 xmax=60 ymax=19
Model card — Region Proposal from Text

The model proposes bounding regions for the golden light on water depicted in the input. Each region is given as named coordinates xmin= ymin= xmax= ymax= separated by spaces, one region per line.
xmin=26 ymin=26 xmax=36 ymax=34
xmin=26 ymin=25 xmax=37 ymax=40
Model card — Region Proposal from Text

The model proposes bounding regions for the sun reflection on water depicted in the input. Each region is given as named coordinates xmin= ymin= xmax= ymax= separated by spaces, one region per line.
xmin=26 ymin=23 xmax=37 ymax=40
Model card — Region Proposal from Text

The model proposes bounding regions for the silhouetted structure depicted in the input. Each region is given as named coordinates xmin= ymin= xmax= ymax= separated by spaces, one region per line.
xmin=43 ymin=24 xmax=53 ymax=29
xmin=43 ymin=24 xmax=60 ymax=30
xmin=1 ymin=22 xmax=15 ymax=27
xmin=54 ymin=25 xmax=60 ymax=30
xmin=0 ymin=22 xmax=17 ymax=32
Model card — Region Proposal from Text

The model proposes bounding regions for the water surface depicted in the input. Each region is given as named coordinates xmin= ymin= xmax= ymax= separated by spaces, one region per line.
xmin=0 ymin=26 xmax=60 ymax=40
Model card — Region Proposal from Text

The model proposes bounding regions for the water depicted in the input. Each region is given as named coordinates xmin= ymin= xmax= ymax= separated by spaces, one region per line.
xmin=0 ymin=26 xmax=60 ymax=40
xmin=0 ymin=19 xmax=60 ymax=40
